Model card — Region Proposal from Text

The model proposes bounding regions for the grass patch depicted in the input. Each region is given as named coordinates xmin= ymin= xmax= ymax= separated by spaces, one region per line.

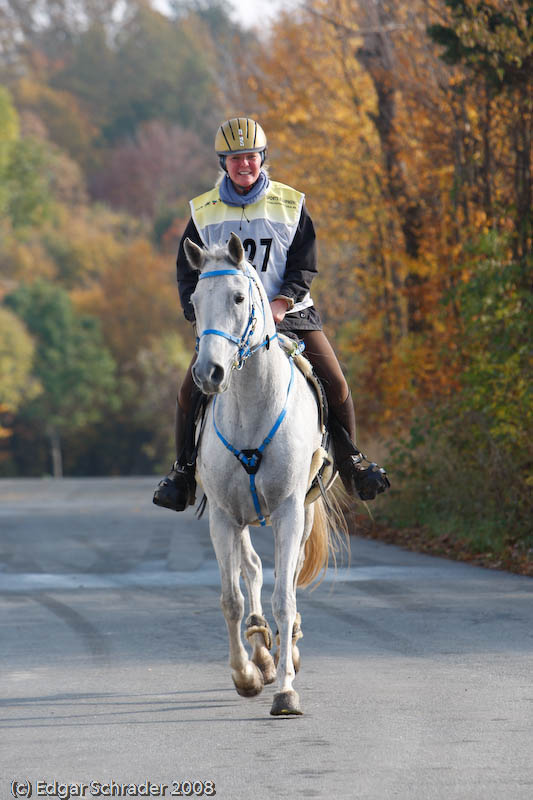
xmin=345 ymin=486 xmax=533 ymax=577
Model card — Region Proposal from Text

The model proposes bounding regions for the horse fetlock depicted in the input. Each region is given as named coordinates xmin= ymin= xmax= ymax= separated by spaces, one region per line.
xmin=273 ymin=641 xmax=301 ymax=674
xmin=292 ymin=612 xmax=303 ymax=641
xmin=252 ymin=645 xmax=276 ymax=685
xmin=245 ymin=615 xmax=276 ymax=684
xmin=273 ymin=613 xmax=303 ymax=673
xmin=245 ymin=613 xmax=273 ymax=650
xmin=292 ymin=644 xmax=301 ymax=674
xmin=232 ymin=661 xmax=264 ymax=698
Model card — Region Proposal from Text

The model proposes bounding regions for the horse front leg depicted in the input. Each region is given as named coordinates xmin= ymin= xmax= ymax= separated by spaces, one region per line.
xmin=240 ymin=527 xmax=276 ymax=685
xmin=209 ymin=508 xmax=264 ymax=698
xmin=273 ymin=505 xmax=314 ymax=676
xmin=269 ymin=499 xmax=308 ymax=716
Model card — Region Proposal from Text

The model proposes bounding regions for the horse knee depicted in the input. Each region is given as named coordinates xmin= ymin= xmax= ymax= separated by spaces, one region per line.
xmin=221 ymin=591 xmax=244 ymax=623
xmin=272 ymin=593 xmax=296 ymax=627
xmin=244 ymin=549 xmax=261 ymax=573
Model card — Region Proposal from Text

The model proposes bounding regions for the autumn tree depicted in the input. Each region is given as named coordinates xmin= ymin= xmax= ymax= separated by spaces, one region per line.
xmin=90 ymin=120 xmax=214 ymax=219
xmin=4 ymin=281 xmax=119 ymax=477
xmin=0 ymin=0 xmax=127 ymax=69
xmin=428 ymin=0 xmax=533 ymax=262
xmin=233 ymin=1 xmax=443 ymax=421
xmin=0 ymin=307 xmax=40 ymax=411
xmin=231 ymin=0 xmax=532 ymax=553
xmin=50 ymin=1 xmax=221 ymax=146
xmin=0 ymin=84 xmax=54 ymax=228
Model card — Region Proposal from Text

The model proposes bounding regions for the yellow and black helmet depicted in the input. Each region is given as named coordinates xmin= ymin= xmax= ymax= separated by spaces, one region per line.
xmin=215 ymin=117 xmax=267 ymax=169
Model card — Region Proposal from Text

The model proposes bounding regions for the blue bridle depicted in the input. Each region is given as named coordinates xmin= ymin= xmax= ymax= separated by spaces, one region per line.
xmin=196 ymin=265 xmax=275 ymax=370
xmin=195 ymin=264 xmax=302 ymax=526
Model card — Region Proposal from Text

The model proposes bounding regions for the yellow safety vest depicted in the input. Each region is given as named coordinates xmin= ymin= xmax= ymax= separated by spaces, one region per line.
xmin=190 ymin=180 xmax=313 ymax=312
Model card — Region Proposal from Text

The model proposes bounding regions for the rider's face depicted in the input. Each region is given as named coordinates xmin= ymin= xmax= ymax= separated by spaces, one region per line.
xmin=226 ymin=152 xmax=262 ymax=193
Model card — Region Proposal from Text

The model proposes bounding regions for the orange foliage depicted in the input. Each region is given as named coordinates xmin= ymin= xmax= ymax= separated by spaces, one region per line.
xmin=231 ymin=0 xmax=531 ymax=430
xmin=73 ymin=239 xmax=179 ymax=372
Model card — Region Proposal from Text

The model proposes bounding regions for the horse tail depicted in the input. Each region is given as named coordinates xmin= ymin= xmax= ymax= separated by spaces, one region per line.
xmin=297 ymin=485 xmax=350 ymax=589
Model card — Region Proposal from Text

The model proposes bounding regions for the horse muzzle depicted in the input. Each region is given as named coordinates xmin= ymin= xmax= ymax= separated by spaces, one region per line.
xmin=192 ymin=360 xmax=229 ymax=394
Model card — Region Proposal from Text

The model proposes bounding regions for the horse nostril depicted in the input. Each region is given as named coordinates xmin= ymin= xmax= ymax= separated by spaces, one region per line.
xmin=211 ymin=364 xmax=224 ymax=385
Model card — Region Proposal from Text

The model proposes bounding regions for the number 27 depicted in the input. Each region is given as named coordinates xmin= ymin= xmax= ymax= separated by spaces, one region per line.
xmin=243 ymin=238 xmax=272 ymax=272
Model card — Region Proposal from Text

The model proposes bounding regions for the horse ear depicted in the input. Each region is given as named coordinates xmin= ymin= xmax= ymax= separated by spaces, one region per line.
xmin=184 ymin=238 xmax=205 ymax=271
xmin=227 ymin=232 xmax=245 ymax=267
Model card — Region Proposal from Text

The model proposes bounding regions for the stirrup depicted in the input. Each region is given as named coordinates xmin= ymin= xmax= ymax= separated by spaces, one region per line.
xmin=153 ymin=461 xmax=196 ymax=512
xmin=338 ymin=455 xmax=390 ymax=501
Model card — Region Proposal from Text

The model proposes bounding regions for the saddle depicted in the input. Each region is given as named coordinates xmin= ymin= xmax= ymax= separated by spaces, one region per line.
xmin=276 ymin=334 xmax=337 ymax=506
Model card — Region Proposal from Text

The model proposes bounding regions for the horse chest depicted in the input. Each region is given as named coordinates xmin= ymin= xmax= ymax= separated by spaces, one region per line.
xmin=197 ymin=421 xmax=310 ymax=521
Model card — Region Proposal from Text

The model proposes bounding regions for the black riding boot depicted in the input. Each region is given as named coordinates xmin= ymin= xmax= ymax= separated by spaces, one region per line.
xmin=329 ymin=392 xmax=390 ymax=501
xmin=153 ymin=401 xmax=197 ymax=512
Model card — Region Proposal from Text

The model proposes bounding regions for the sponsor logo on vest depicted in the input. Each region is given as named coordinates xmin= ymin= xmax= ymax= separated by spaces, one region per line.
xmin=267 ymin=196 xmax=298 ymax=207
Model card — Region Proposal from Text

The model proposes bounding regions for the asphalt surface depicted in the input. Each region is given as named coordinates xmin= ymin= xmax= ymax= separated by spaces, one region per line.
xmin=1 ymin=477 xmax=532 ymax=800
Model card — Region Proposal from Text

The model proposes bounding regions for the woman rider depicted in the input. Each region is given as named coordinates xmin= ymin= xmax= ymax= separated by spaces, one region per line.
xmin=153 ymin=117 xmax=389 ymax=511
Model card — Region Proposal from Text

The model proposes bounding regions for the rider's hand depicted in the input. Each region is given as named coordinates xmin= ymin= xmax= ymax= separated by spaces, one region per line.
xmin=270 ymin=298 xmax=290 ymax=323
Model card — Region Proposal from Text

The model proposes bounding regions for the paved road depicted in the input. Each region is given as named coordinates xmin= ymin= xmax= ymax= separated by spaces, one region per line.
xmin=1 ymin=477 xmax=532 ymax=800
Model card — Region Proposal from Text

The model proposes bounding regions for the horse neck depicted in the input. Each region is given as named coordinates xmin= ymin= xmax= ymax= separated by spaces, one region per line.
xmin=225 ymin=297 xmax=291 ymax=422
xmin=234 ymin=335 xmax=288 ymax=393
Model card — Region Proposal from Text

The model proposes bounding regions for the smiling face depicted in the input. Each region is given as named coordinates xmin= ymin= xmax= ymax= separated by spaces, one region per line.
xmin=225 ymin=151 xmax=262 ymax=193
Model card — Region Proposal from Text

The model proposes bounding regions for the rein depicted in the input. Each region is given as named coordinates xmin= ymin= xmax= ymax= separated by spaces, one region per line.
xmin=196 ymin=263 xmax=302 ymax=526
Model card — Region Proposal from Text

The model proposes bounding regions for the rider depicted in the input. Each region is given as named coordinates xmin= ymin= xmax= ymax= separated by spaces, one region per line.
xmin=153 ymin=117 xmax=389 ymax=511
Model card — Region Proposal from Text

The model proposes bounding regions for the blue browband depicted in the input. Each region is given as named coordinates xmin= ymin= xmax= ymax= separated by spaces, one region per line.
xmin=196 ymin=264 xmax=302 ymax=526
xmin=198 ymin=269 xmax=242 ymax=279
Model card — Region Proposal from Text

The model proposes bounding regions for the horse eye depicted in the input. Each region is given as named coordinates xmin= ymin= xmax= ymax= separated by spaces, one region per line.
xmin=234 ymin=294 xmax=245 ymax=304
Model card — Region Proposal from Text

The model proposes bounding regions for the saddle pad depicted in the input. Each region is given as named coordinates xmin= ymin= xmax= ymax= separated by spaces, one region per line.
xmin=277 ymin=333 xmax=326 ymax=433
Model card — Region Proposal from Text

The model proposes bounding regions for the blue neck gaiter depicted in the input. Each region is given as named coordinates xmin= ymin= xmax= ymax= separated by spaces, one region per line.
xmin=219 ymin=170 xmax=269 ymax=207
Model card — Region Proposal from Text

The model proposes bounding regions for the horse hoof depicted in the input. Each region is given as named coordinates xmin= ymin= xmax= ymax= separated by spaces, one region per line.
xmin=232 ymin=662 xmax=264 ymax=698
xmin=270 ymin=690 xmax=303 ymax=716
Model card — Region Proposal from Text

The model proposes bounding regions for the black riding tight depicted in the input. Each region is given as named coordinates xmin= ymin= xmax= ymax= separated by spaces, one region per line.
xmin=297 ymin=330 xmax=349 ymax=409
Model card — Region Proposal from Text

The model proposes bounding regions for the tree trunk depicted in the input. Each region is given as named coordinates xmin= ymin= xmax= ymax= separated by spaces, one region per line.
xmin=514 ymin=86 xmax=532 ymax=266
xmin=352 ymin=1 xmax=424 ymax=333
xmin=48 ymin=425 xmax=63 ymax=478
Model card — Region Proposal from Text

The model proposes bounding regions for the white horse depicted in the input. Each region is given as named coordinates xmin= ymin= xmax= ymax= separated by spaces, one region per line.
xmin=185 ymin=232 xmax=343 ymax=716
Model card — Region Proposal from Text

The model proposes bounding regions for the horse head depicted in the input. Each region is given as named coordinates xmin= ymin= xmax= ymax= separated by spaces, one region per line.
xmin=186 ymin=233 xmax=269 ymax=394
